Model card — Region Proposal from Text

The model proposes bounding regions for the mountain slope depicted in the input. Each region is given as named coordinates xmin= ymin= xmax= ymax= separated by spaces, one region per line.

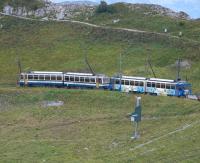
xmin=84 ymin=3 xmax=200 ymax=42
xmin=0 ymin=88 xmax=200 ymax=162
xmin=56 ymin=1 xmax=98 ymax=6
xmin=0 ymin=14 xmax=199 ymax=92
xmin=0 ymin=7 xmax=200 ymax=163
xmin=0 ymin=0 xmax=45 ymax=10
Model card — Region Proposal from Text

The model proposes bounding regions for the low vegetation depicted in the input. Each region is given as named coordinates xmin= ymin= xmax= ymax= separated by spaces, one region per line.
xmin=0 ymin=8 xmax=200 ymax=162
xmin=86 ymin=3 xmax=200 ymax=42
xmin=0 ymin=88 xmax=200 ymax=162
xmin=0 ymin=15 xmax=199 ymax=91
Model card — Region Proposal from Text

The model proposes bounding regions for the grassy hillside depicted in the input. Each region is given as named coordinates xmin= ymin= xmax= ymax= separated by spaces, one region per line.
xmin=0 ymin=88 xmax=200 ymax=162
xmin=84 ymin=3 xmax=200 ymax=42
xmin=0 ymin=12 xmax=200 ymax=162
xmin=0 ymin=15 xmax=199 ymax=92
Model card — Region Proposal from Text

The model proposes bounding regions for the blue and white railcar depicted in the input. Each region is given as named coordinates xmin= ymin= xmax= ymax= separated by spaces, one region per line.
xmin=63 ymin=72 xmax=110 ymax=89
xmin=19 ymin=71 xmax=110 ymax=89
xmin=110 ymin=76 xmax=146 ymax=93
xmin=146 ymin=78 xmax=192 ymax=96
xmin=19 ymin=71 xmax=64 ymax=87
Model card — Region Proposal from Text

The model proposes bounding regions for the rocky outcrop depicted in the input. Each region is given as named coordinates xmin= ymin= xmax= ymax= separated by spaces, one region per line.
xmin=2 ymin=1 xmax=97 ymax=20
xmin=3 ymin=4 xmax=47 ymax=17
xmin=129 ymin=4 xmax=190 ymax=20
xmin=1 ymin=2 xmax=191 ymax=20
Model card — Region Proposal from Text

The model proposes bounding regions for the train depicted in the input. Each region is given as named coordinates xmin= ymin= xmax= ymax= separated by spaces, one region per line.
xmin=19 ymin=71 xmax=192 ymax=97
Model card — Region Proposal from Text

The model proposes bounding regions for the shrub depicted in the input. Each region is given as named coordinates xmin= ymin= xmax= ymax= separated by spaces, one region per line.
xmin=96 ymin=1 xmax=116 ymax=14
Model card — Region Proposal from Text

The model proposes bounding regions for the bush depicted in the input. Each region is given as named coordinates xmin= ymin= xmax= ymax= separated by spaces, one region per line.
xmin=96 ymin=1 xmax=116 ymax=14
xmin=178 ymin=21 xmax=185 ymax=27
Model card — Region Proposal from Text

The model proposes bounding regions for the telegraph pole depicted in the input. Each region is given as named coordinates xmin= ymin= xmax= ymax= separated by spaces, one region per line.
xmin=131 ymin=96 xmax=142 ymax=139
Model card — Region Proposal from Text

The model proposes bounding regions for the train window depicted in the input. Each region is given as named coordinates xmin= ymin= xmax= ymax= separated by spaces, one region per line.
xmin=161 ymin=83 xmax=165 ymax=89
xmin=75 ymin=76 xmax=79 ymax=82
xmin=115 ymin=79 xmax=120 ymax=84
xmin=39 ymin=75 xmax=44 ymax=80
xmin=80 ymin=77 xmax=84 ymax=82
xmin=104 ymin=78 xmax=110 ymax=83
xmin=147 ymin=82 xmax=151 ymax=87
xmin=135 ymin=81 xmax=139 ymax=86
xmin=51 ymin=75 xmax=56 ymax=80
xmin=34 ymin=75 xmax=38 ymax=80
xmin=166 ymin=84 xmax=170 ymax=89
xmin=130 ymin=80 xmax=134 ymax=86
xmin=20 ymin=75 xmax=24 ymax=79
xmin=156 ymin=83 xmax=160 ymax=88
xmin=45 ymin=75 xmax=50 ymax=80
xmin=140 ymin=82 xmax=144 ymax=86
xmin=28 ymin=75 xmax=33 ymax=80
xmin=65 ymin=76 xmax=69 ymax=81
xmin=171 ymin=85 xmax=175 ymax=89
xmin=152 ymin=82 xmax=155 ymax=87
xmin=57 ymin=76 xmax=62 ymax=81
xmin=125 ymin=80 xmax=129 ymax=85
xmin=98 ymin=78 xmax=102 ymax=84
xmin=121 ymin=80 xmax=125 ymax=85
xmin=70 ymin=76 xmax=74 ymax=82
xmin=85 ymin=77 xmax=89 ymax=83
xmin=90 ymin=78 xmax=95 ymax=83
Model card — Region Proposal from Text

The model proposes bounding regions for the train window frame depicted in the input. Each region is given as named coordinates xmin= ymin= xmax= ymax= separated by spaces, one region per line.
xmin=171 ymin=84 xmax=176 ymax=89
xmin=39 ymin=75 xmax=44 ymax=80
xmin=130 ymin=80 xmax=134 ymax=86
xmin=51 ymin=75 xmax=56 ymax=81
xmin=28 ymin=75 xmax=33 ymax=80
xmin=45 ymin=75 xmax=50 ymax=80
xmin=161 ymin=83 xmax=166 ymax=89
xmin=85 ymin=77 xmax=89 ymax=83
xmin=57 ymin=76 xmax=62 ymax=81
xmin=104 ymin=78 xmax=110 ymax=83
xmin=98 ymin=78 xmax=102 ymax=84
xmin=147 ymin=82 xmax=151 ymax=87
xmin=34 ymin=75 xmax=38 ymax=80
xmin=90 ymin=78 xmax=95 ymax=83
xmin=115 ymin=79 xmax=120 ymax=84
xmin=65 ymin=76 xmax=69 ymax=81
xmin=20 ymin=75 xmax=24 ymax=80
xmin=125 ymin=80 xmax=129 ymax=85
xmin=166 ymin=84 xmax=170 ymax=89
xmin=75 ymin=76 xmax=79 ymax=82
xmin=139 ymin=82 xmax=144 ymax=86
xmin=156 ymin=83 xmax=161 ymax=88
xmin=135 ymin=81 xmax=139 ymax=86
xmin=152 ymin=82 xmax=155 ymax=87
xmin=121 ymin=80 xmax=125 ymax=85
xmin=70 ymin=76 xmax=74 ymax=82
xmin=80 ymin=77 xmax=84 ymax=82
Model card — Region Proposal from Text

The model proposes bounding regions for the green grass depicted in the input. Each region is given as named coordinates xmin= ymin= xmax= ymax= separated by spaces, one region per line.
xmin=0 ymin=15 xmax=200 ymax=92
xmin=0 ymin=11 xmax=200 ymax=162
xmin=0 ymin=88 xmax=200 ymax=162
xmin=85 ymin=3 xmax=200 ymax=42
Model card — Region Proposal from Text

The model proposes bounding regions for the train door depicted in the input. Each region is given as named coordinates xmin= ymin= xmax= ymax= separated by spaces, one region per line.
xmin=109 ymin=78 xmax=115 ymax=90
xmin=176 ymin=84 xmax=184 ymax=97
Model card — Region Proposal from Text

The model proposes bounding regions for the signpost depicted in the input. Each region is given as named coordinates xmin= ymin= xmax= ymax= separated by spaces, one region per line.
xmin=131 ymin=96 xmax=142 ymax=139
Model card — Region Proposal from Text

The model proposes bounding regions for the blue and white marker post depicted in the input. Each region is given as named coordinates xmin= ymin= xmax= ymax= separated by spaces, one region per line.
xmin=131 ymin=96 xmax=142 ymax=139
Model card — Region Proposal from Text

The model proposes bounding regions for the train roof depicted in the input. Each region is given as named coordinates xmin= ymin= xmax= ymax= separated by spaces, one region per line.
xmin=65 ymin=72 xmax=94 ymax=76
xmin=26 ymin=71 xmax=63 ymax=74
xmin=148 ymin=78 xmax=175 ymax=82
xmin=121 ymin=76 xmax=146 ymax=80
